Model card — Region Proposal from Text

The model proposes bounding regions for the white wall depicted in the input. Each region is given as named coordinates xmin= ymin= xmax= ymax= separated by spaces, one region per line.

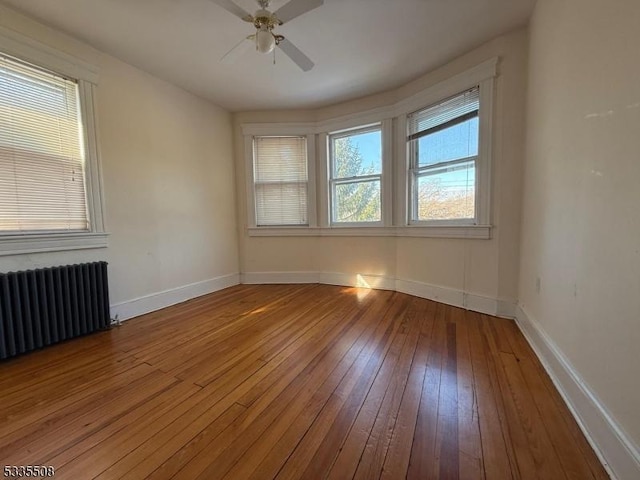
xmin=234 ymin=28 xmax=528 ymax=312
xmin=0 ymin=5 xmax=239 ymax=316
xmin=519 ymin=0 xmax=640 ymax=476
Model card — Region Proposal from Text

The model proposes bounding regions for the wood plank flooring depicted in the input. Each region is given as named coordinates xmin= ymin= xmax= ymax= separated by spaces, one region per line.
xmin=0 ymin=284 xmax=608 ymax=479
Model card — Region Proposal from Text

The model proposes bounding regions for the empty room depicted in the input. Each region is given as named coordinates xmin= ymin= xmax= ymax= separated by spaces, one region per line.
xmin=0 ymin=0 xmax=638 ymax=479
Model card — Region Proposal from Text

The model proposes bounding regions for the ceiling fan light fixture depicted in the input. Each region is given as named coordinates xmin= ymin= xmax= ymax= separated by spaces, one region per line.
xmin=256 ymin=27 xmax=276 ymax=54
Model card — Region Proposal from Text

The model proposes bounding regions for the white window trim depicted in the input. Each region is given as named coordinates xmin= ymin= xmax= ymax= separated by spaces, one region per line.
xmin=247 ymin=225 xmax=491 ymax=239
xmin=402 ymin=80 xmax=494 ymax=229
xmin=328 ymin=123 xmax=384 ymax=227
xmin=244 ymin=131 xmax=317 ymax=229
xmin=0 ymin=27 xmax=108 ymax=256
xmin=241 ymin=57 xmax=498 ymax=240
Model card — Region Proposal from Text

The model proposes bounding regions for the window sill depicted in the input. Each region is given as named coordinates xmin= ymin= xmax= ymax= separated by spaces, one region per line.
xmin=0 ymin=232 xmax=109 ymax=256
xmin=247 ymin=225 xmax=491 ymax=239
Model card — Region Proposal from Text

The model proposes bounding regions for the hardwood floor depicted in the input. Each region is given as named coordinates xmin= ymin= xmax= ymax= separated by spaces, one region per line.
xmin=0 ymin=284 xmax=608 ymax=479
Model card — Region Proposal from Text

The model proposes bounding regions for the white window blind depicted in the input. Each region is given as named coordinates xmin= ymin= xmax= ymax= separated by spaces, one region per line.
xmin=407 ymin=87 xmax=480 ymax=223
xmin=253 ymin=136 xmax=308 ymax=226
xmin=408 ymin=87 xmax=480 ymax=138
xmin=0 ymin=53 xmax=89 ymax=233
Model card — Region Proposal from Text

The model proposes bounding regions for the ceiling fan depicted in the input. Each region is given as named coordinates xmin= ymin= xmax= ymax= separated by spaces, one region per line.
xmin=212 ymin=0 xmax=323 ymax=71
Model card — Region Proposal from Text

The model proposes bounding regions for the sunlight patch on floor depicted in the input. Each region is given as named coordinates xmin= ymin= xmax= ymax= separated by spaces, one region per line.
xmin=356 ymin=274 xmax=372 ymax=301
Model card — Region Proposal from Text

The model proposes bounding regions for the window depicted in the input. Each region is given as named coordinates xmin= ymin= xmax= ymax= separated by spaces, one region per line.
xmin=0 ymin=33 xmax=107 ymax=256
xmin=329 ymin=125 xmax=382 ymax=224
xmin=253 ymin=136 xmax=308 ymax=226
xmin=0 ymin=53 xmax=89 ymax=233
xmin=407 ymin=87 xmax=480 ymax=224
xmin=243 ymin=58 xmax=495 ymax=238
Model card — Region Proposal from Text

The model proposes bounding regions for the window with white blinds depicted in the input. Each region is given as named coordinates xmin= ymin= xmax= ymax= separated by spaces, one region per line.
xmin=407 ymin=87 xmax=480 ymax=223
xmin=0 ymin=53 xmax=89 ymax=233
xmin=253 ymin=136 xmax=308 ymax=226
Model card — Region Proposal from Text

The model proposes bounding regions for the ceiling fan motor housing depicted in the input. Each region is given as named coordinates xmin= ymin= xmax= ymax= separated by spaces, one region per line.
xmin=253 ymin=9 xmax=282 ymax=30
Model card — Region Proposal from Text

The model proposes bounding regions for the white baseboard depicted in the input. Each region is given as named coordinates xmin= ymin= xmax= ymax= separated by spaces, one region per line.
xmin=241 ymin=271 xmax=320 ymax=284
xmin=394 ymin=278 xmax=502 ymax=316
xmin=319 ymin=272 xmax=397 ymax=291
xmin=496 ymin=299 xmax=517 ymax=318
xmin=110 ymin=273 xmax=240 ymax=322
xmin=515 ymin=305 xmax=640 ymax=480
xmin=241 ymin=270 xmax=514 ymax=318
xmin=395 ymin=277 xmax=466 ymax=307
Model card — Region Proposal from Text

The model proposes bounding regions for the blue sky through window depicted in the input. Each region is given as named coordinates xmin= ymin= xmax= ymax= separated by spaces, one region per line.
xmin=349 ymin=130 xmax=381 ymax=174
xmin=416 ymin=116 xmax=478 ymax=194
xmin=418 ymin=117 xmax=478 ymax=166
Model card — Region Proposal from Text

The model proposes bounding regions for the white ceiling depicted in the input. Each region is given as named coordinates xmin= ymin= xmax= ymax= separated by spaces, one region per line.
xmin=0 ymin=0 xmax=535 ymax=111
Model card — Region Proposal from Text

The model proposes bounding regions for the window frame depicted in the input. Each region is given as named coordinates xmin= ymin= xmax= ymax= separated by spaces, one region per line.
xmin=396 ymin=71 xmax=495 ymax=233
xmin=244 ymin=129 xmax=316 ymax=230
xmin=406 ymin=89 xmax=481 ymax=226
xmin=252 ymin=135 xmax=311 ymax=227
xmin=0 ymin=26 xmax=107 ymax=256
xmin=328 ymin=124 xmax=384 ymax=227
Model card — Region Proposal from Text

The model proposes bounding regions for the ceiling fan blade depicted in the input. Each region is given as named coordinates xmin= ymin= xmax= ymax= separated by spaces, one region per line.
xmin=273 ymin=0 xmax=323 ymax=24
xmin=221 ymin=35 xmax=255 ymax=64
xmin=211 ymin=0 xmax=253 ymax=22
xmin=278 ymin=38 xmax=314 ymax=72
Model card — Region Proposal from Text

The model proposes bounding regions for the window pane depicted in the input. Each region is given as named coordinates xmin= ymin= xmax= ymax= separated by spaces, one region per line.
xmin=332 ymin=129 xmax=381 ymax=178
xmin=416 ymin=116 xmax=478 ymax=166
xmin=334 ymin=180 xmax=381 ymax=223
xmin=0 ymin=54 xmax=88 ymax=233
xmin=416 ymin=161 xmax=475 ymax=221
xmin=255 ymin=182 xmax=307 ymax=226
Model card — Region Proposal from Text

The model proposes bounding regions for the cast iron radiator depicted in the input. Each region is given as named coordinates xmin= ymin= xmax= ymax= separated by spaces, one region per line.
xmin=0 ymin=261 xmax=111 ymax=360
